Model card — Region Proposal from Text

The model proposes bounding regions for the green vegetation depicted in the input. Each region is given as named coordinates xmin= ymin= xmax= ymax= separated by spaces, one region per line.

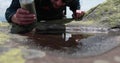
xmin=0 ymin=48 xmax=25 ymax=63
xmin=0 ymin=22 xmax=9 ymax=27
xmin=0 ymin=32 xmax=10 ymax=45
xmin=83 ymin=0 xmax=120 ymax=27
xmin=66 ymin=20 xmax=96 ymax=26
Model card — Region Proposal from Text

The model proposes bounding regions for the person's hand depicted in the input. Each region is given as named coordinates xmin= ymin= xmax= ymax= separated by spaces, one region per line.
xmin=72 ymin=10 xmax=85 ymax=19
xmin=11 ymin=8 xmax=36 ymax=25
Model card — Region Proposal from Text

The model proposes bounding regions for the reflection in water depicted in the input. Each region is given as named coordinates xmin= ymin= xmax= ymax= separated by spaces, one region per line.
xmin=23 ymin=33 xmax=89 ymax=50
xmin=19 ymin=26 xmax=110 ymax=57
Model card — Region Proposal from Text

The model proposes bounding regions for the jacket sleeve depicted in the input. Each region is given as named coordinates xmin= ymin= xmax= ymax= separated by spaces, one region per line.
xmin=5 ymin=0 xmax=20 ymax=23
xmin=67 ymin=0 xmax=80 ymax=12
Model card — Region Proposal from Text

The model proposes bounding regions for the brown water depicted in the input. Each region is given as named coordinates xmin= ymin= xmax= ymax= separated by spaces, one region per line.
xmin=22 ymin=33 xmax=89 ymax=50
xmin=4 ymin=26 xmax=117 ymax=58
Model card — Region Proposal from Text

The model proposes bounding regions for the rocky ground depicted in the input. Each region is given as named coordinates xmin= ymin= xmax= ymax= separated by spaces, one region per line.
xmin=0 ymin=0 xmax=120 ymax=63
xmin=0 ymin=20 xmax=120 ymax=63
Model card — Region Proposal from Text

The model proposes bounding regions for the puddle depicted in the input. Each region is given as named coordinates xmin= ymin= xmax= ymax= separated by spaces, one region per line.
xmin=18 ymin=26 xmax=115 ymax=58
xmin=10 ymin=26 xmax=120 ymax=58
xmin=19 ymin=32 xmax=92 ymax=58
xmin=23 ymin=33 xmax=90 ymax=50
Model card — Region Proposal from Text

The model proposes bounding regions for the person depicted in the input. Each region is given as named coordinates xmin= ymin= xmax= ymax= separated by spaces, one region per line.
xmin=5 ymin=0 xmax=85 ymax=34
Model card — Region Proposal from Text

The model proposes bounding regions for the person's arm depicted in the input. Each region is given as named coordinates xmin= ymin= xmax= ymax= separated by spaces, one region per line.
xmin=5 ymin=0 xmax=20 ymax=23
xmin=67 ymin=0 xmax=85 ymax=19
xmin=5 ymin=0 xmax=36 ymax=25
xmin=67 ymin=0 xmax=80 ymax=12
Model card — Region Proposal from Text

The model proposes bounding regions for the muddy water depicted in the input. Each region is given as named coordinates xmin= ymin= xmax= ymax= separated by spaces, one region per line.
xmin=19 ymin=32 xmax=92 ymax=58
xmin=23 ymin=33 xmax=90 ymax=50
xmin=17 ymin=26 xmax=115 ymax=58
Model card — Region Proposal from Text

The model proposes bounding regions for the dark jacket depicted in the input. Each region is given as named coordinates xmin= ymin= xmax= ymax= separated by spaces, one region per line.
xmin=5 ymin=0 xmax=80 ymax=23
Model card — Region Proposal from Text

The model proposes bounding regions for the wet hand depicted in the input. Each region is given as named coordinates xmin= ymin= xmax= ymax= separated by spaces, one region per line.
xmin=11 ymin=8 xmax=36 ymax=25
xmin=72 ymin=10 xmax=85 ymax=20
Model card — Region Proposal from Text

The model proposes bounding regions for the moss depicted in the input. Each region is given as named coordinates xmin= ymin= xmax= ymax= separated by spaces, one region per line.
xmin=105 ymin=13 xmax=120 ymax=27
xmin=83 ymin=0 xmax=120 ymax=27
xmin=66 ymin=20 xmax=96 ymax=26
xmin=0 ymin=32 xmax=10 ymax=45
xmin=78 ymin=20 xmax=95 ymax=25
xmin=0 ymin=22 xmax=9 ymax=27
xmin=0 ymin=48 xmax=25 ymax=63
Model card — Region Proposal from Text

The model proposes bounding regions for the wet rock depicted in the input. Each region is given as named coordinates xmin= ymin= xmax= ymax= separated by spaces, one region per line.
xmin=0 ymin=48 xmax=25 ymax=63
xmin=0 ymin=0 xmax=120 ymax=63
xmin=22 ymin=49 xmax=46 ymax=59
